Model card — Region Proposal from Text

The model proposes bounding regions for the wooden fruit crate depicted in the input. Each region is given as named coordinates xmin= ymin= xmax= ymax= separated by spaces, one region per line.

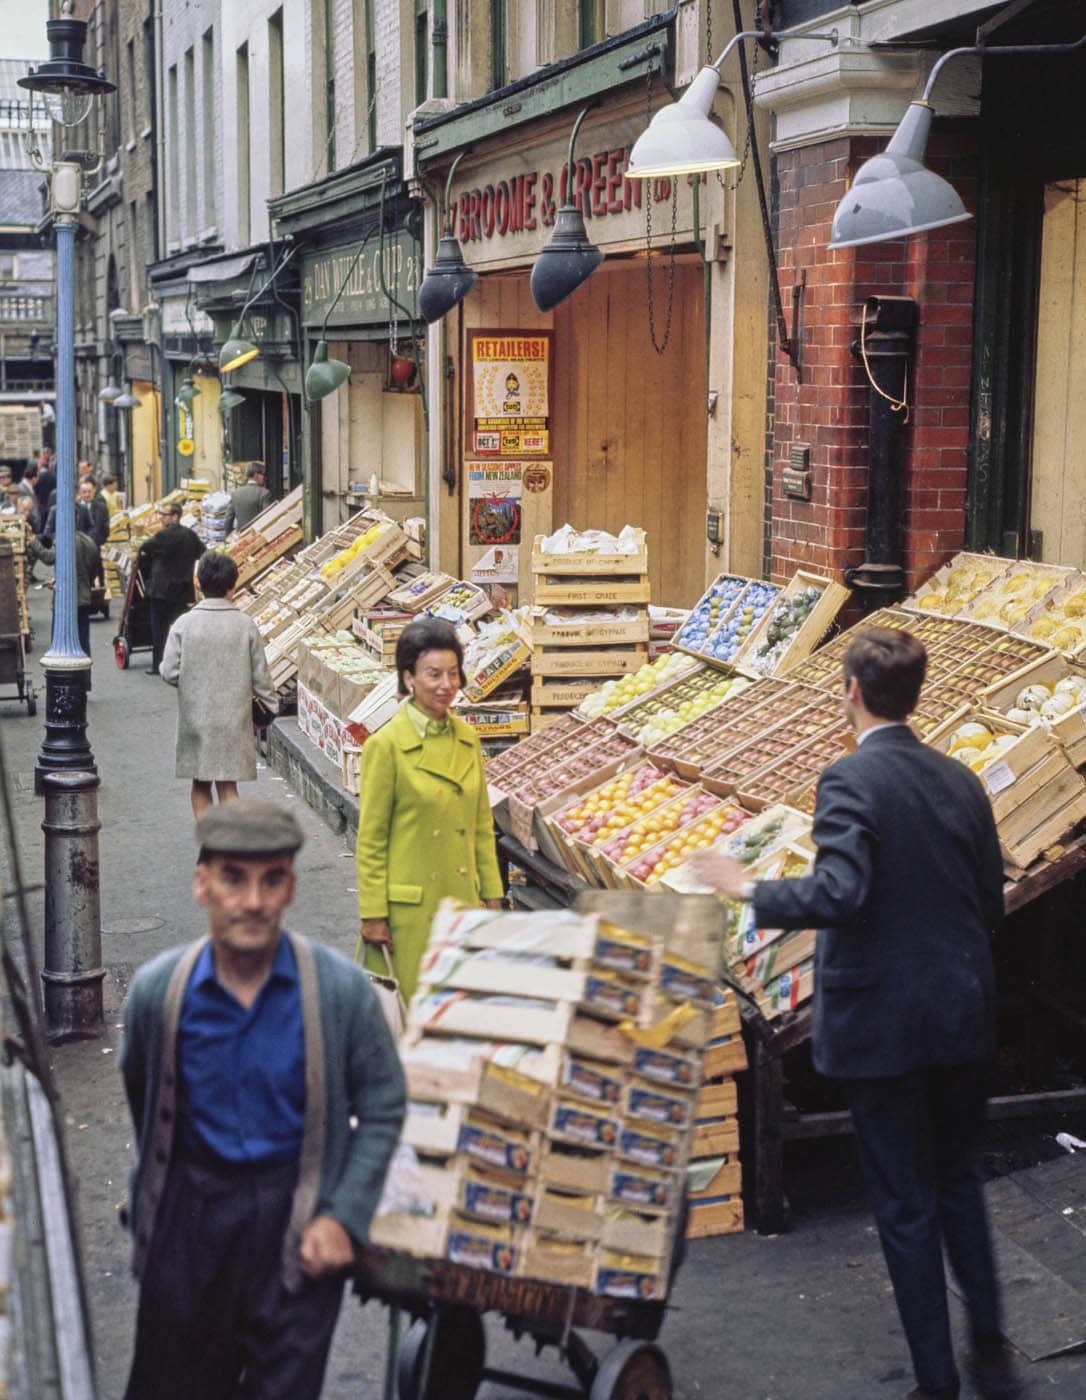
xmin=734 ymin=571 xmax=849 ymax=679
xmin=531 ymin=678 xmax=604 ymax=708
xmin=533 ymin=576 xmax=652 ymax=607
xmin=531 ymin=646 xmax=649 ymax=678
xmin=530 ymin=611 xmax=650 ymax=648
xmin=531 ymin=530 xmax=647 ymax=577
xmin=387 ymin=570 xmax=456 ymax=612
xmin=979 ymin=654 xmax=1086 ymax=769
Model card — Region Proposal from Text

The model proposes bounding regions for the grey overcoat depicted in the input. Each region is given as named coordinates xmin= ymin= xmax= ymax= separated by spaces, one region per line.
xmin=160 ymin=597 xmax=277 ymax=781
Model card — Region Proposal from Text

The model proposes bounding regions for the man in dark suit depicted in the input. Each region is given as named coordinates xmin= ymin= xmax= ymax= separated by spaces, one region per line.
xmin=224 ymin=461 xmax=273 ymax=535
xmin=693 ymin=628 xmax=1018 ymax=1400
xmin=137 ymin=501 xmax=205 ymax=675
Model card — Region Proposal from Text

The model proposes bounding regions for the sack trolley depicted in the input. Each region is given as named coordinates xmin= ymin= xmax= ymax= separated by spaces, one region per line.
xmin=112 ymin=566 xmax=153 ymax=669
xmin=356 ymin=1219 xmax=684 ymax=1400
xmin=0 ymin=537 xmax=36 ymax=715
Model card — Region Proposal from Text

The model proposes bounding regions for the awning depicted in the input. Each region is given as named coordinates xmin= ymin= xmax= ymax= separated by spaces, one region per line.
xmin=187 ymin=253 xmax=259 ymax=285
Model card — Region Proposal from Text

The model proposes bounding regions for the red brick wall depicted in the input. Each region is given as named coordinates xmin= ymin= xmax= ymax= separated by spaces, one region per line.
xmin=769 ymin=130 xmax=978 ymax=594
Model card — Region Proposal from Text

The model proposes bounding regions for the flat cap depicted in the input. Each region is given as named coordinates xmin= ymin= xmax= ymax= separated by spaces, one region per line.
xmin=195 ymin=800 xmax=305 ymax=857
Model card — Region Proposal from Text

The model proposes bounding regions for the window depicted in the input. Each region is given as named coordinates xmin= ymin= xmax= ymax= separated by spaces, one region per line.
xmin=310 ymin=0 xmax=336 ymax=176
xmin=166 ymin=64 xmax=179 ymax=246
xmin=184 ymin=47 xmax=196 ymax=242
xmin=236 ymin=43 xmax=250 ymax=246
xmin=353 ymin=0 xmax=375 ymax=156
xmin=202 ymin=29 xmax=216 ymax=229
xmin=0 ymin=254 xmax=16 ymax=281
xmin=579 ymin=0 xmax=603 ymax=50
xmin=490 ymin=0 xmax=506 ymax=90
xmin=126 ymin=39 xmax=137 ymax=141
xmin=268 ymin=10 xmax=285 ymax=197
xmin=416 ymin=1 xmax=429 ymax=106
xmin=129 ymin=199 xmax=140 ymax=305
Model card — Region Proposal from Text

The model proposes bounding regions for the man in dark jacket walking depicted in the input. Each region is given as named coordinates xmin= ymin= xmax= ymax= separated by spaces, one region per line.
xmin=693 ymin=628 xmax=1018 ymax=1400
xmin=136 ymin=502 xmax=204 ymax=674
xmin=224 ymin=461 xmax=273 ymax=535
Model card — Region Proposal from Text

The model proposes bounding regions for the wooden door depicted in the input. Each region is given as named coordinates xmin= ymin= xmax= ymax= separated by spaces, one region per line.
xmin=1030 ymin=181 xmax=1086 ymax=568
xmin=552 ymin=260 xmax=705 ymax=606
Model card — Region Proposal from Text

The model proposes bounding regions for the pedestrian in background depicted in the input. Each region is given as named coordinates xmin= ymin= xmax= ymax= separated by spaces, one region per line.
xmin=224 ymin=461 xmax=273 ymax=535
xmin=160 ymin=550 xmax=278 ymax=820
xmin=27 ymin=507 xmax=103 ymax=687
xmin=693 ymin=628 xmax=1017 ymax=1400
xmin=136 ymin=501 xmax=204 ymax=675
xmin=100 ymin=472 xmax=125 ymax=516
xmin=33 ymin=452 xmax=55 ymax=518
xmin=120 ymin=800 xmax=405 ymax=1400
xmin=78 ymin=476 xmax=111 ymax=547
xmin=356 ymin=617 xmax=504 ymax=1002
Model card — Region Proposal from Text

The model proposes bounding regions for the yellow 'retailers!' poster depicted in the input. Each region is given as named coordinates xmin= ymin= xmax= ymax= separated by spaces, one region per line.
xmin=468 ymin=330 xmax=552 ymax=456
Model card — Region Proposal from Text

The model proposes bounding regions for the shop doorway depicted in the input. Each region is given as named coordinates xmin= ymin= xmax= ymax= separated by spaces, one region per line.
xmin=228 ymin=388 xmax=301 ymax=497
xmin=455 ymin=259 xmax=706 ymax=608
xmin=1029 ymin=180 xmax=1086 ymax=570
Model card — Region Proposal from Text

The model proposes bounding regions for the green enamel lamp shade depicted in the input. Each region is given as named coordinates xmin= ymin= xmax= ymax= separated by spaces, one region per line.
xmin=219 ymin=322 xmax=260 ymax=372
xmin=305 ymin=341 xmax=351 ymax=401
xmin=218 ymin=388 xmax=246 ymax=415
xmin=175 ymin=376 xmax=201 ymax=407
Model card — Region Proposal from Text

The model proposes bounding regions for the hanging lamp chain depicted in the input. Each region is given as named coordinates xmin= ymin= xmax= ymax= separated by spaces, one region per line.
xmin=644 ymin=66 xmax=677 ymax=356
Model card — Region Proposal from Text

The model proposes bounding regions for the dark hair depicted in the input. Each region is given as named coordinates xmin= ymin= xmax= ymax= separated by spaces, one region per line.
xmin=246 ymin=461 xmax=266 ymax=479
xmin=161 ymin=502 xmax=182 ymax=518
xmin=101 ymin=474 xmax=117 ymax=487
xmin=843 ymin=628 xmax=927 ymax=721
xmin=395 ymin=618 xmax=466 ymax=697
xmin=197 ymin=550 xmax=239 ymax=597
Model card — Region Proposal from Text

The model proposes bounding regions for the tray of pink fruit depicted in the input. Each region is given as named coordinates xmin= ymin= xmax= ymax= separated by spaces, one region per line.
xmin=550 ymin=763 xmax=686 ymax=884
xmin=616 ymin=803 xmax=752 ymax=891
xmin=597 ymin=787 xmax=722 ymax=888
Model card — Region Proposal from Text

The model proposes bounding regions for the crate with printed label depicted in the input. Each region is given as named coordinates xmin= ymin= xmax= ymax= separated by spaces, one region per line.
xmin=932 ymin=710 xmax=1086 ymax=872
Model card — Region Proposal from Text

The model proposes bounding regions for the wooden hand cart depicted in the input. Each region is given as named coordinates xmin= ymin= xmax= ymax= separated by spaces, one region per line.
xmin=354 ymin=1237 xmax=683 ymax=1400
xmin=112 ymin=565 xmax=153 ymax=669
xmin=0 ymin=537 xmax=36 ymax=715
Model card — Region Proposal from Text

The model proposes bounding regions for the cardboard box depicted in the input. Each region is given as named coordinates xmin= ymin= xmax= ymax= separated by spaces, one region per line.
xmin=594 ymin=1249 xmax=666 ymax=1301
xmin=548 ymin=1098 xmax=621 ymax=1151
xmin=405 ymin=1054 xmax=550 ymax=1129
xmin=624 ymin=1079 xmax=692 ymax=1130
xmin=609 ymin=1163 xmax=682 ymax=1214
xmin=403 ymin=1102 xmax=537 ymax=1178
xmin=416 ymin=1162 xmax=536 ymax=1226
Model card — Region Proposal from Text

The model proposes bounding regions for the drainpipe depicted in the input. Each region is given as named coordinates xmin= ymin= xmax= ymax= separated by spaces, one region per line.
xmin=844 ymin=295 xmax=918 ymax=611
xmin=432 ymin=0 xmax=448 ymax=101
xmin=153 ymin=2 xmax=166 ymax=256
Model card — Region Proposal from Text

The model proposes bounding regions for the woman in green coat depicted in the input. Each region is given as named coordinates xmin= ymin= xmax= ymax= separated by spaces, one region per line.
xmin=356 ymin=618 xmax=504 ymax=1002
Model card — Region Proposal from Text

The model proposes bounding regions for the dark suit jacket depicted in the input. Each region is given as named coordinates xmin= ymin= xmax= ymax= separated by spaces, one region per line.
xmin=137 ymin=522 xmax=205 ymax=602
xmin=751 ymin=724 xmax=1004 ymax=1080
xmin=224 ymin=481 xmax=273 ymax=534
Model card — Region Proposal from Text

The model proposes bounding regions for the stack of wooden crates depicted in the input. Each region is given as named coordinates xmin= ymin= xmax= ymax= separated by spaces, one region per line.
xmin=529 ymin=530 xmax=651 ymax=732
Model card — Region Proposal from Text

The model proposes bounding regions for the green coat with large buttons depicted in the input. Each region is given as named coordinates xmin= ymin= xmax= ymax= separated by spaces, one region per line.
xmin=356 ymin=706 xmax=504 ymax=1001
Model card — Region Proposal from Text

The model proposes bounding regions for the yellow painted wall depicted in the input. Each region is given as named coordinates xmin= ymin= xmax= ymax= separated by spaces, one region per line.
xmin=130 ymin=384 xmax=161 ymax=505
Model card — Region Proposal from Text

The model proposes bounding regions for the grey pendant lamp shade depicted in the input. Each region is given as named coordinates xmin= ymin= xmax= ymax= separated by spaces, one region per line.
xmin=530 ymin=206 xmax=604 ymax=312
xmin=529 ymin=105 xmax=604 ymax=313
xmin=112 ymin=388 xmax=142 ymax=408
xmin=418 ymin=235 xmax=479 ymax=323
xmin=830 ymin=102 xmax=971 ymax=249
xmin=175 ymin=376 xmax=201 ymax=406
xmin=218 ymin=388 xmax=245 ymax=414
xmin=626 ymin=66 xmax=739 ymax=180
xmin=305 ymin=340 xmax=351 ymax=401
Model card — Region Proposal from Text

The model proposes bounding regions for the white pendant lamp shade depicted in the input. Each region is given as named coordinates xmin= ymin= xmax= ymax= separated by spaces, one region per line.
xmin=626 ymin=67 xmax=739 ymax=180
xmin=830 ymin=102 xmax=972 ymax=249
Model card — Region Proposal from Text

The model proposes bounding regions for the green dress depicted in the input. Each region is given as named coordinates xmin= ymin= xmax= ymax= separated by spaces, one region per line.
xmin=356 ymin=703 xmax=504 ymax=1002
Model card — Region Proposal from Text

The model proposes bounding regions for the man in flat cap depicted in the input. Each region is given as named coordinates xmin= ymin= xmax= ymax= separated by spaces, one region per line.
xmin=120 ymin=799 xmax=406 ymax=1400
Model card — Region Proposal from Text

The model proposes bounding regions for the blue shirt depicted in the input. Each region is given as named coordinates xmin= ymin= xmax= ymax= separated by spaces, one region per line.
xmin=178 ymin=935 xmax=305 ymax=1164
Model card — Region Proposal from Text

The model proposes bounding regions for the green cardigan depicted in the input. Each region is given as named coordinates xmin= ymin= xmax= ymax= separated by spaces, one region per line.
xmin=356 ymin=705 xmax=504 ymax=1000
xmin=121 ymin=931 xmax=406 ymax=1292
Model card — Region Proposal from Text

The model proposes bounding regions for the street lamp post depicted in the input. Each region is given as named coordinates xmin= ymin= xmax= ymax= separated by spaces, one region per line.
xmin=20 ymin=4 xmax=115 ymax=792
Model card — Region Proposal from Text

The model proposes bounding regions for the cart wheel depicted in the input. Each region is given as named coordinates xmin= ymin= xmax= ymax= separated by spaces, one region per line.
xmin=114 ymin=637 xmax=130 ymax=670
xmin=589 ymin=1341 xmax=672 ymax=1400
xmin=26 ymin=685 xmax=37 ymax=717
xmin=397 ymin=1304 xmax=485 ymax=1400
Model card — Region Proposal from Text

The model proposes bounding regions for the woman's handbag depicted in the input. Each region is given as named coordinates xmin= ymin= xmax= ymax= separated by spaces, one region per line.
xmin=363 ymin=943 xmax=408 ymax=1039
